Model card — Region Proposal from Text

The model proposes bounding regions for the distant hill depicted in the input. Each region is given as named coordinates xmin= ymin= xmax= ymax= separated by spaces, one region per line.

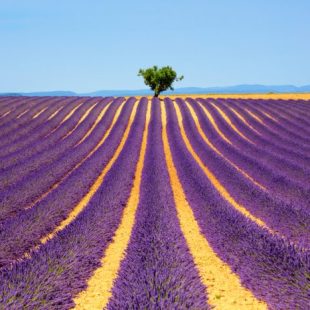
xmin=82 ymin=89 xmax=152 ymax=97
xmin=189 ymin=84 xmax=310 ymax=94
xmin=0 ymin=93 xmax=23 ymax=96
xmin=83 ymin=84 xmax=310 ymax=96
xmin=1 ymin=85 xmax=310 ymax=97
xmin=0 ymin=91 xmax=77 ymax=97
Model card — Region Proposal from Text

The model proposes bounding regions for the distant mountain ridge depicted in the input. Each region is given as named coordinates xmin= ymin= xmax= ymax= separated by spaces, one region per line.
xmin=0 ymin=91 xmax=76 ymax=97
xmin=1 ymin=84 xmax=310 ymax=97
xmin=84 ymin=84 xmax=310 ymax=96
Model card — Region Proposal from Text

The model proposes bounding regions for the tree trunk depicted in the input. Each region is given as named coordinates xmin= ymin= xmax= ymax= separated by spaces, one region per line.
xmin=154 ymin=92 xmax=159 ymax=97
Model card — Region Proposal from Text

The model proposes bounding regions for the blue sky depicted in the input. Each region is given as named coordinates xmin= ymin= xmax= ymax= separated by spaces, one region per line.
xmin=1 ymin=0 xmax=309 ymax=92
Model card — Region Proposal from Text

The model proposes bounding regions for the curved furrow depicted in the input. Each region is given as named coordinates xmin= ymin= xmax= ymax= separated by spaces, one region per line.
xmin=0 ymin=99 xmax=64 ymax=149
xmin=33 ymin=106 xmax=48 ymax=118
xmin=162 ymin=100 xmax=267 ymax=309
xmin=210 ymin=100 xmax=259 ymax=140
xmin=271 ymin=99 xmax=310 ymax=121
xmin=0 ymin=99 xmax=147 ymax=310
xmin=106 ymin=100 xmax=208 ymax=309
xmin=0 ymin=98 xmax=124 ymax=221
xmin=16 ymin=108 xmax=30 ymax=119
xmin=74 ymin=99 xmax=115 ymax=147
xmin=22 ymin=99 xmax=120 ymax=211
xmin=0 ymin=96 xmax=30 ymax=109
xmin=226 ymin=100 xmax=310 ymax=159
xmin=179 ymin=99 xmax=265 ymax=190
xmin=60 ymin=102 xmax=99 ymax=141
xmin=0 ymin=96 xmax=16 ymax=105
xmin=185 ymin=98 xmax=310 ymax=212
xmin=0 ymin=95 xmax=308 ymax=309
xmin=20 ymin=98 xmax=122 ymax=212
xmin=0 ymin=98 xmax=95 ymax=169
xmin=73 ymin=100 xmax=150 ymax=310
xmin=208 ymin=98 xmax=310 ymax=166
xmin=213 ymin=99 xmax=310 ymax=158
xmin=38 ymin=98 xmax=139 ymax=245
xmin=8 ymin=97 xmax=83 ymax=143
xmin=0 ymin=98 xmax=90 ymax=168
xmin=0 ymin=97 xmax=48 ymax=134
xmin=292 ymin=98 xmax=310 ymax=108
xmin=228 ymin=101 xmax=310 ymax=163
xmin=232 ymin=99 xmax=310 ymax=147
xmin=0 ymin=97 xmax=35 ymax=124
xmin=201 ymin=100 xmax=258 ymax=143
xmin=288 ymin=99 xmax=310 ymax=113
xmin=44 ymin=101 xmax=85 ymax=138
xmin=0 ymin=98 xmax=107 ymax=191
xmin=0 ymin=97 xmax=22 ymax=116
xmin=212 ymin=100 xmax=310 ymax=186
xmin=263 ymin=99 xmax=310 ymax=136
xmin=0 ymin=97 xmax=83 ymax=159
xmin=239 ymin=100 xmax=310 ymax=143
xmin=47 ymin=105 xmax=65 ymax=120
xmin=0 ymin=98 xmax=136 ymax=269
xmin=0 ymin=97 xmax=18 ymax=119
xmin=247 ymin=101 xmax=310 ymax=149
xmin=223 ymin=101 xmax=307 ymax=152
xmin=0 ymin=97 xmax=69 ymax=147
xmin=206 ymin=97 xmax=310 ymax=159
xmin=284 ymin=98 xmax=310 ymax=107
xmin=255 ymin=98 xmax=310 ymax=128
xmin=195 ymin=100 xmax=233 ymax=145
xmin=200 ymin=99 xmax=310 ymax=181
xmin=164 ymin=98 xmax=310 ymax=309
xmin=246 ymin=99 xmax=310 ymax=141
xmin=9 ymin=96 xmax=33 ymax=110
xmin=260 ymin=109 xmax=279 ymax=122
xmin=0 ymin=97 xmax=64 ymax=137
xmin=220 ymin=102 xmax=262 ymax=135
xmin=0 ymin=109 xmax=11 ymax=119
xmin=170 ymin=99 xmax=310 ymax=247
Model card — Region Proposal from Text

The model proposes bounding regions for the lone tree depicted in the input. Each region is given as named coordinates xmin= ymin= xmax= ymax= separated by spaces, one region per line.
xmin=138 ymin=66 xmax=184 ymax=97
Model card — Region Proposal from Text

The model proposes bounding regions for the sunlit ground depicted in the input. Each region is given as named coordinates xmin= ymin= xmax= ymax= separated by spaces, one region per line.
xmin=134 ymin=93 xmax=310 ymax=100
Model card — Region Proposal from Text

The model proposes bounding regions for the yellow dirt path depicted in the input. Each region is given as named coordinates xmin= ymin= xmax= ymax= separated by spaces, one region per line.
xmin=32 ymin=107 xmax=48 ymax=119
xmin=227 ymin=106 xmax=261 ymax=135
xmin=47 ymin=106 xmax=64 ymax=120
xmin=73 ymin=100 xmax=151 ymax=310
xmin=0 ymin=110 xmax=11 ymax=118
xmin=75 ymin=101 xmax=112 ymax=146
xmin=40 ymin=100 xmax=137 ymax=245
xmin=25 ymin=100 xmax=126 ymax=211
xmin=16 ymin=109 xmax=29 ymax=119
xmin=45 ymin=101 xmax=84 ymax=137
xmin=182 ymin=100 xmax=265 ymax=190
xmin=61 ymin=102 xmax=98 ymax=140
xmin=173 ymin=101 xmax=270 ymax=231
xmin=209 ymin=101 xmax=255 ymax=143
xmin=196 ymin=100 xmax=232 ymax=144
xmin=168 ymin=93 xmax=310 ymax=100
xmin=161 ymin=101 xmax=267 ymax=309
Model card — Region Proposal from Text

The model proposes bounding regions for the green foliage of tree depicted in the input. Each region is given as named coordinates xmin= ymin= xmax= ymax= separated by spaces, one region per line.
xmin=138 ymin=66 xmax=184 ymax=97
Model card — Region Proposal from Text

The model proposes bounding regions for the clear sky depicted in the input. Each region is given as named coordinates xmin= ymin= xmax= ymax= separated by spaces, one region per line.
xmin=1 ymin=0 xmax=309 ymax=92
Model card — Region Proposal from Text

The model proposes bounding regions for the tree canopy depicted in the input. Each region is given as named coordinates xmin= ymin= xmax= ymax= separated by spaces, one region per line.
xmin=138 ymin=66 xmax=184 ymax=97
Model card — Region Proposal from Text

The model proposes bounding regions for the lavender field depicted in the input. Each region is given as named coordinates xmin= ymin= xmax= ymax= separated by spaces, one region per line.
xmin=0 ymin=96 xmax=309 ymax=309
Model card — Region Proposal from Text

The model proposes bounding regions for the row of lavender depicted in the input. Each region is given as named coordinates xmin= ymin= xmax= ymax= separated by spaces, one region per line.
xmin=0 ymin=96 xmax=308 ymax=203
xmin=164 ymin=97 xmax=309 ymax=309
xmin=0 ymin=96 xmax=309 ymax=309
xmin=182 ymin=98 xmax=310 ymax=246
xmin=0 ymin=95 xmax=308 ymax=252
